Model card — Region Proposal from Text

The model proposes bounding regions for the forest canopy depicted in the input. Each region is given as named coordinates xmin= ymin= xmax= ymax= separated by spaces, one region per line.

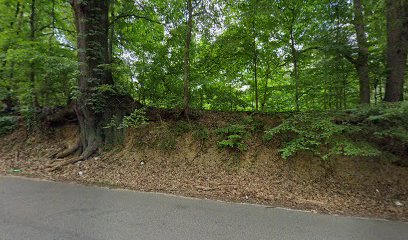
xmin=1 ymin=0 xmax=407 ymax=113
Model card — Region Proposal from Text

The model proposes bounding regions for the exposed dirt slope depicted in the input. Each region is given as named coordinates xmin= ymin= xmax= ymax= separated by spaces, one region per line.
xmin=1 ymin=112 xmax=407 ymax=220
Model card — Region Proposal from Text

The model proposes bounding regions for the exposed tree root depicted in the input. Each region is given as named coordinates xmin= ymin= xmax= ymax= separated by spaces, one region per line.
xmin=47 ymin=156 xmax=84 ymax=172
xmin=46 ymin=143 xmax=97 ymax=172
xmin=51 ymin=139 xmax=81 ymax=159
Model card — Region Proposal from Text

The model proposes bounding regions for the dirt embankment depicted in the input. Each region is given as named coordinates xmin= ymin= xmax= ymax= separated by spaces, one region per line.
xmin=1 ymin=112 xmax=407 ymax=221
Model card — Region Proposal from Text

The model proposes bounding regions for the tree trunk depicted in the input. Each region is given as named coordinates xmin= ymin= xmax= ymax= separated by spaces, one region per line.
xmin=261 ymin=62 xmax=270 ymax=112
xmin=49 ymin=0 xmax=56 ymax=43
xmin=68 ymin=0 xmax=131 ymax=162
xmin=290 ymin=27 xmax=299 ymax=111
xmin=342 ymin=71 xmax=348 ymax=109
xmin=384 ymin=0 xmax=408 ymax=102
xmin=183 ymin=0 xmax=193 ymax=117
xmin=353 ymin=0 xmax=370 ymax=104
xmin=253 ymin=40 xmax=258 ymax=112
xmin=108 ymin=0 xmax=115 ymax=84
xmin=30 ymin=0 xmax=39 ymax=108
xmin=252 ymin=0 xmax=258 ymax=112
xmin=355 ymin=64 xmax=370 ymax=103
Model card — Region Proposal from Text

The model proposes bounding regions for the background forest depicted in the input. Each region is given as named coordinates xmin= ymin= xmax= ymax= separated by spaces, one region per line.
xmin=0 ymin=0 xmax=407 ymax=163
xmin=1 ymin=0 xmax=407 ymax=113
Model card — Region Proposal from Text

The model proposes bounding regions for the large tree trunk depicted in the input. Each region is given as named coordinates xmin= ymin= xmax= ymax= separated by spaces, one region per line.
xmin=353 ymin=0 xmax=370 ymax=104
xmin=183 ymin=0 xmax=193 ymax=117
xmin=107 ymin=0 xmax=115 ymax=85
xmin=71 ymin=0 xmax=110 ymax=159
xmin=64 ymin=0 xmax=130 ymax=163
xmin=384 ymin=0 xmax=408 ymax=102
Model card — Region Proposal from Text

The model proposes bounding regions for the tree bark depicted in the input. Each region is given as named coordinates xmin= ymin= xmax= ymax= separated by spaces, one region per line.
xmin=290 ymin=26 xmax=299 ymax=111
xmin=183 ymin=0 xmax=193 ymax=118
xmin=261 ymin=62 xmax=270 ymax=112
xmin=69 ymin=0 xmax=131 ymax=162
xmin=252 ymin=0 xmax=258 ymax=111
xmin=384 ymin=0 xmax=408 ymax=102
xmin=108 ymin=0 xmax=115 ymax=84
xmin=30 ymin=0 xmax=39 ymax=108
xmin=353 ymin=0 xmax=370 ymax=104
xmin=49 ymin=0 xmax=56 ymax=43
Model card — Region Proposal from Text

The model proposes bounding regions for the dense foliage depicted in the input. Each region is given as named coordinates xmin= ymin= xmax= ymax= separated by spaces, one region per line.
xmin=264 ymin=113 xmax=380 ymax=160
xmin=0 ymin=0 xmax=407 ymax=163
xmin=0 ymin=115 xmax=17 ymax=136
xmin=264 ymin=102 xmax=408 ymax=161
xmin=1 ymin=0 xmax=406 ymax=114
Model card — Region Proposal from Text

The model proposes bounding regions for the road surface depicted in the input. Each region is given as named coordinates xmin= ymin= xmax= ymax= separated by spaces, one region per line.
xmin=0 ymin=176 xmax=407 ymax=240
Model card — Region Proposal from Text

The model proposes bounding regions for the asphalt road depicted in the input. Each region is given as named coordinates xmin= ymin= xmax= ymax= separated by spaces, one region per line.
xmin=0 ymin=176 xmax=407 ymax=240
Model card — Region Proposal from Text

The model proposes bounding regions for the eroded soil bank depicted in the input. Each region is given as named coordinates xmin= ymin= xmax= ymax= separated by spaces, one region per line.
xmin=1 ymin=112 xmax=407 ymax=220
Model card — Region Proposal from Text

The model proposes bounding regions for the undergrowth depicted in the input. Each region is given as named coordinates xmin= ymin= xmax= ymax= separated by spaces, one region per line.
xmin=216 ymin=124 xmax=248 ymax=152
xmin=264 ymin=102 xmax=408 ymax=162
xmin=0 ymin=116 xmax=17 ymax=136
xmin=264 ymin=113 xmax=380 ymax=160
xmin=349 ymin=102 xmax=408 ymax=158
xmin=105 ymin=108 xmax=148 ymax=129
xmin=215 ymin=115 xmax=265 ymax=152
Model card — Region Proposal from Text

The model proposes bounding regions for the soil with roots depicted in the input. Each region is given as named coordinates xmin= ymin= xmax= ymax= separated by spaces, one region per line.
xmin=1 ymin=112 xmax=408 ymax=221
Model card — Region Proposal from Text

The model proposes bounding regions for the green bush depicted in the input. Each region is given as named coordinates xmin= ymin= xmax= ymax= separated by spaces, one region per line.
xmin=105 ymin=108 xmax=148 ymax=129
xmin=216 ymin=124 xmax=248 ymax=152
xmin=264 ymin=113 xmax=380 ymax=160
xmin=20 ymin=106 xmax=40 ymax=131
xmin=350 ymin=102 xmax=408 ymax=157
xmin=121 ymin=108 xmax=148 ymax=128
xmin=0 ymin=116 xmax=17 ymax=136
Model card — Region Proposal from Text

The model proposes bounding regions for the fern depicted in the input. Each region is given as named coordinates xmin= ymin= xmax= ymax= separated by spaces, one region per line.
xmin=216 ymin=124 xmax=248 ymax=152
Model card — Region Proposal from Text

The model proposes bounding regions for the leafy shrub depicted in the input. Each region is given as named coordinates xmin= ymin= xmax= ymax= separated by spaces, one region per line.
xmin=105 ymin=108 xmax=148 ymax=129
xmin=264 ymin=113 xmax=380 ymax=160
xmin=121 ymin=108 xmax=148 ymax=128
xmin=0 ymin=116 xmax=17 ymax=136
xmin=20 ymin=106 xmax=40 ymax=131
xmin=350 ymin=102 xmax=408 ymax=157
xmin=216 ymin=124 xmax=248 ymax=152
